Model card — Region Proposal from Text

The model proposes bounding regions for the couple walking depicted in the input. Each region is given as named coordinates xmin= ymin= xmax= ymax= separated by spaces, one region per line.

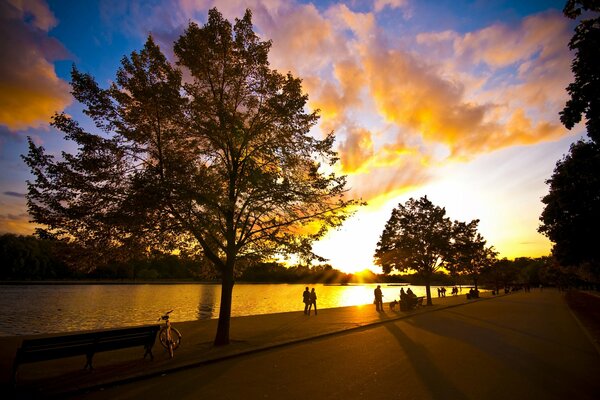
xmin=303 ymin=287 xmax=318 ymax=315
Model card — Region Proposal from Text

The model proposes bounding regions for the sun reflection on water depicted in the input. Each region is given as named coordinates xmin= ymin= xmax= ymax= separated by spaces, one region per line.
xmin=0 ymin=283 xmax=462 ymax=336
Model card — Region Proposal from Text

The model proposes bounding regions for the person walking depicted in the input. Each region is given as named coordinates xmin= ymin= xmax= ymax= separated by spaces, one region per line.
xmin=374 ymin=285 xmax=383 ymax=312
xmin=303 ymin=287 xmax=310 ymax=314
xmin=308 ymin=288 xmax=318 ymax=315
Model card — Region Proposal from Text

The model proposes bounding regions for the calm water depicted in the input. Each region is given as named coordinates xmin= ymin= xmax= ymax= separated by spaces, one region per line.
xmin=0 ymin=283 xmax=452 ymax=336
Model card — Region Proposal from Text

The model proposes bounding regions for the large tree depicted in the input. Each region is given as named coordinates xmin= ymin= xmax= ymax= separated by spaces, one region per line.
xmin=539 ymin=140 xmax=600 ymax=273
xmin=560 ymin=0 xmax=600 ymax=143
xmin=539 ymin=1 xmax=600 ymax=280
xmin=23 ymin=9 xmax=357 ymax=345
xmin=374 ymin=196 xmax=454 ymax=305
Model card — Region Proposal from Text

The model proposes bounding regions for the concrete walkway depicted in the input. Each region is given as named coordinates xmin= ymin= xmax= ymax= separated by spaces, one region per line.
xmin=3 ymin=290 xmax=599 ymax=398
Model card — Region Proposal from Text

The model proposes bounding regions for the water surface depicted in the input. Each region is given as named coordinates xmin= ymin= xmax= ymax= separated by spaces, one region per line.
xmin=0 ymin=283 xmax=458 ymax=336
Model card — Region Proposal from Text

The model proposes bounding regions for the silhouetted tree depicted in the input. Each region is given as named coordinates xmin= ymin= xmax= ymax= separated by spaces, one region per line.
xmin=0 ymin=234 xmax=71 ymax=280
xmin=374 ymin=196 xmax=453 ymax=305
xmin=539 ymin=1 xmax=600 ymax=283
xmin=23 ymin=9 xmax=357 ymax=345
xmin=539 ymin=140 xmax=600 ymax=276
xmin=449 ymin=220 xmax=497 ymax=290
xmin=560 ymin=0 xmax=600 ymax=143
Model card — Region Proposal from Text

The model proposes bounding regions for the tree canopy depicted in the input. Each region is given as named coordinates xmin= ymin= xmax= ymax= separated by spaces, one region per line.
xmin=539 ymin=1 xmax=600 ymax=283
xmin=539 ymin=140 xmax=600 ymax=272
xmin=23 ymin=8 xmax=358 ymax=345
xmin=448 ymin=220 xmax=497 ymax=290
xmin=374 ymin=196 xmax=451 ymax=305
xmin=374 ymin=196 xmax=494 ymax=304
xmin=560 ymin=0 xmax=600 ymax=143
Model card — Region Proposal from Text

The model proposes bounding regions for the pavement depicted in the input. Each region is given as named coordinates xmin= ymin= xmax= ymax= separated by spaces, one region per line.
xmin=2 ymin=289 xmax=598 ymax=398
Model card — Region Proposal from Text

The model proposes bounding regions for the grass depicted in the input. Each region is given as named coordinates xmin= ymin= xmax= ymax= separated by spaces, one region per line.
xmin=565 ymin=290 xmax=600 ymax=350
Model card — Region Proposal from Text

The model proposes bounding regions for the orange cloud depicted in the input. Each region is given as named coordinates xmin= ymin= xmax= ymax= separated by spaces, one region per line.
xmin=338 ymin=127 xmax=374 ymax=173
xmin=453 ymin=11 xmax=570 ymax=69
xmin=131 ymin=1 xmax=573 ymax=203
xmin=345 ymin=159 xmax=430 ymax=205
xmin=0 ymin=0 xmax=71 ymax=131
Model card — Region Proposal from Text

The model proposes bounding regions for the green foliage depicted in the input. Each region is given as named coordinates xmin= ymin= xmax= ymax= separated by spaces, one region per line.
xmin=0 ymin=234 xmax=71 ymax=280
xmin=448 ymin=220 xmax=497 ymax=289
xmin=22 ymin=8 xmax=358 ymax=345
xmin=539 ymin=2 xmax=600 ymax=284
xmin=239 ymin=262 xmax=352 ymax=283
xmin=560 ymin=0 xmax=600 ymax=143
xmin=374 ymin=196 xmax=453 ymax=275
xmin=374 ymin=196 xmax=496 ymax=303
xmin=539 ymin=140 xmax=600 ymax=277
xmin=374 ymin=196 xmax=455 ymax=305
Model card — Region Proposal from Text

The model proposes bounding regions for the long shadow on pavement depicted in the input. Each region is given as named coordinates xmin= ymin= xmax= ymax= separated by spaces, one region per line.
xmin=378 ymin=312 xmax=468 ymax=400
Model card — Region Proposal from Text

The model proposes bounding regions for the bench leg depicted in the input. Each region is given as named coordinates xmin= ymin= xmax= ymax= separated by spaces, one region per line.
xmin=144 ymin=345 xmax=154 ymax=361
xmin=84 ymin=352 xmax=94 ymax=370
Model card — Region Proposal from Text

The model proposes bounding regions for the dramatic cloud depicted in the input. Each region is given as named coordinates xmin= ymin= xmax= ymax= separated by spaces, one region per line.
xmin=0 ymin=0 xmax=71 ymax=131
xmin=99 ymin=0 xmax=573 ymax=203
xmin=338 ymin=127 xmax=374 ymax=173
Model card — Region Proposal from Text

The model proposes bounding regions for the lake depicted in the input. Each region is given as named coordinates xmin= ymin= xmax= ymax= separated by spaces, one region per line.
xmin=0 ymin=283 xmax=457 ymax=336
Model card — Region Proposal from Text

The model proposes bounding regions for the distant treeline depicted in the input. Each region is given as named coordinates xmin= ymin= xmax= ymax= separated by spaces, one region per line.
xmin=0 ymin=234 xmax=581 ymax=287
xmin=0 ymin=234 xmax=205 ymax=281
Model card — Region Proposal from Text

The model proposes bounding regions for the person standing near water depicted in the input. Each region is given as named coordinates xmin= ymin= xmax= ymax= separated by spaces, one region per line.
xmin=374 ymin=285 xmax=383 ymax=311
xmin=308 ymin=288 xmax=318 ymax=315
xmin=303 ymin=287 xmax=310 ymax=314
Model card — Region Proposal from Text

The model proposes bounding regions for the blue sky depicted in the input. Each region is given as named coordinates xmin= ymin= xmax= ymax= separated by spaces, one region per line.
xmin=0 ymin=0 xmax=586 ymax=272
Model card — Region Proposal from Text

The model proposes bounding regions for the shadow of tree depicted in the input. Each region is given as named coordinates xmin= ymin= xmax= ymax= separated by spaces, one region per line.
xmin=380 ymin=313 xmax=468 ymax=399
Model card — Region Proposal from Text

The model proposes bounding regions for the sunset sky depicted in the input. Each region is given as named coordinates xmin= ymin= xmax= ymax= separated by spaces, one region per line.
xmin=0 ymin=0 xmax=586 ymax=273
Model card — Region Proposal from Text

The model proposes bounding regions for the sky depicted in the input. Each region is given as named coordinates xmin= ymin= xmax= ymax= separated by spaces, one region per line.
xmin=0 ymin=0 xmax=587 ymax=274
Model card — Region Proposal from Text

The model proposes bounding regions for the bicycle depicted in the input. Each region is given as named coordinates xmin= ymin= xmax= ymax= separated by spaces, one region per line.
xmin=158 ymin=310 xmax=182 ymax=358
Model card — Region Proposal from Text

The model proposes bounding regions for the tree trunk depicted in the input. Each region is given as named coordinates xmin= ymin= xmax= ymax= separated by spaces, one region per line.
xmin=214 ymin=261 xmax=234 ymax=346
xmin=425 ymin=274 xmax=432 ymax=306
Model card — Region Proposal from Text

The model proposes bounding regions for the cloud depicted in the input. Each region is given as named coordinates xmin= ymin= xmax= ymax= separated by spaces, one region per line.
xmin=3 ymin=191 xmax=26 ymax=198
xmin=338 ymin=127 xmax=374 ymax=173
xmin=101 ymin=0 xmax=574 ymax=203
xmin=0 ymin=0 xmax=71 ymax=131
xmin=454 ymin=11 xmax=570 ymax=70
xmin=0 ymin=212 xmax=35 ymax=235
xmin=373 ymin=0 xmax=407 ymax=12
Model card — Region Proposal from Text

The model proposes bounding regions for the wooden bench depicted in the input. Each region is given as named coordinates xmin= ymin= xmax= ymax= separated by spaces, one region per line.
xmin=400 ymin=296 xmax=424 ymax=311
xmin=12 ymin=325 xmax=160 ymax=383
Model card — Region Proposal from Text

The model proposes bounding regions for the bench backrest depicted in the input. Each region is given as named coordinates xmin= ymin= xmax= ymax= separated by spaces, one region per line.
xmin=17 ymin=325 xmax=160 ymax=364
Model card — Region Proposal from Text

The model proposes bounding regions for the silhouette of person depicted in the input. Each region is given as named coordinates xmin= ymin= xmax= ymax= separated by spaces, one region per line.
xmin=406 ymin=287 xmax=417 ymax=309
xmin=303 ymin=287 xmax=310 ymax=315
xmin=308 ymin=288 xmax=317 ymax=315
xmin=374 ymin=285 xmax=383 ymax=311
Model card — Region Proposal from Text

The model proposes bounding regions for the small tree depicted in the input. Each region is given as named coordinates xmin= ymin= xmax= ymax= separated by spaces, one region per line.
xmin=374 ymin=196 xmax=453 ymax=305
xmin=449 ymin=220 xmax=497 ymax=290
xmin=23 ymin=9 xmax=358 ymax=345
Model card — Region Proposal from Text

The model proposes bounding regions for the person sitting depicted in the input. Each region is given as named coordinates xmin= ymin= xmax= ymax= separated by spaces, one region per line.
xmin=406 ymin=288 xmax=418 ymax=309
xmin=467 ymin=288 xmax=479 ymax=299
xmin=399 ymin=288 xmax=409 ymax=311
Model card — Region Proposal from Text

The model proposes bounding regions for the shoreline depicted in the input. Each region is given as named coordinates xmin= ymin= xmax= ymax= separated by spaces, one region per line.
xmin=3 ymin=289 xmax=600 ymax=398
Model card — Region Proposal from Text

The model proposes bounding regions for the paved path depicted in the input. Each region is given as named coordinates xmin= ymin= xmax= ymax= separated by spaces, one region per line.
xmin=5 ymin=290 xmax=599 ymax=399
